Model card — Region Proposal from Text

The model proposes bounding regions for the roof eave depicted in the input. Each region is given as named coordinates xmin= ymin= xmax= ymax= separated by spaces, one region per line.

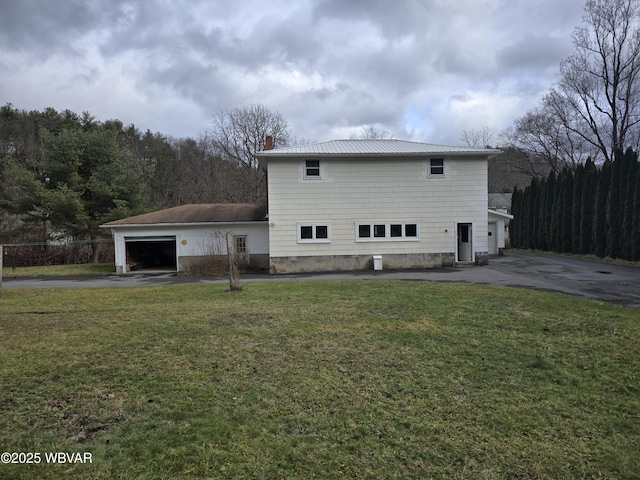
xmin=100 ymin=220 xmax=269 ymax=228
xmin=488 ymin=209 xmax=514 ymax=219
xmin=257 ymin=150 xmax=502 ymax=159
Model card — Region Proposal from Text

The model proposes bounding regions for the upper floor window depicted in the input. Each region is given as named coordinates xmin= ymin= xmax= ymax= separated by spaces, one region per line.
xmin=430 ymin=158 xmax=444 ymax=176
xmin=305 ymin=159 xmax=321 ymax=178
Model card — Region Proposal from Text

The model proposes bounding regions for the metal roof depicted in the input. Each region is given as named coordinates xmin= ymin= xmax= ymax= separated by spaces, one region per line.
xmin=257 ymin=139 xmax=501 ymax=157
xmin=102 ymin=204 xmax=267 ymax=227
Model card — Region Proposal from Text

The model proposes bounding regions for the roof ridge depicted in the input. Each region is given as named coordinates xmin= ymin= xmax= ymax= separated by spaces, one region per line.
xmin=257 ymin=138 xmax=501 ymax=156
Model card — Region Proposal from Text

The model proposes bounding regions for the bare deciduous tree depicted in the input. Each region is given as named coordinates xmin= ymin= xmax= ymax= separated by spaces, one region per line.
xmin=208 ymin=103 xmax=290 ymax=204
xmin=460 ymin=127 xmax=495 ymax=148
xmin=506 ymin=0 xmax=640 ymax=167
xmin=500 ymin=105 xmax=596 ymax=176
xmin=555 ymin=0 xmax=640 ymax=162
xmin=349 ymin=125 xmax=393 ymax=140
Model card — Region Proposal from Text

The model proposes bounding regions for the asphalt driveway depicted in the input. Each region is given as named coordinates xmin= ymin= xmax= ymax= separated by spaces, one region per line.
xmin=3 ymin=251 xmax=640 ymax=307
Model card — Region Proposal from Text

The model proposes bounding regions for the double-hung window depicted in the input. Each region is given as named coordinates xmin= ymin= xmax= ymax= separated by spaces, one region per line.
xmin=305 ymin=159 xmax=321 ymax=178
xmin=429 ymin=158 xmax=444 ymax=176
xmin=297 ymin=223 xmax=331 ymax=243
xmin=356 ymin=222 xmax=420 ymax=241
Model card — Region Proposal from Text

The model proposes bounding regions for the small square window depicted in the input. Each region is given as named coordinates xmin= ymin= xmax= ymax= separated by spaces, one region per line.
xmin=358 ymin=224 xmax=371 ymax=238
xmin=316 ymin=225 xmax=328 ymax=239
xmin=305 ymin=160 xmax=320 ymax=177
xmin=430 ymin=158 xmax=444 ymax=176
xmin=390 ymin=224 xmax=402 ymax=237
xmin=300 ymin=226 xmax=313 ymax=239
xmin=405 ymin=224 xmax=417 ymax=237
xmin=374 ymin=224 xmax=386 ymax=238
xmin=298 ymin=223 xmax=331 ymax=243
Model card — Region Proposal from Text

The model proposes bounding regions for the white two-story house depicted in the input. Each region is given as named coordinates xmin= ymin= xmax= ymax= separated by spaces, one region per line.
xmin=103 ymin=139 xmax=509 ymax=274
xmin=257 ymin=139 xmax=504 ymax=274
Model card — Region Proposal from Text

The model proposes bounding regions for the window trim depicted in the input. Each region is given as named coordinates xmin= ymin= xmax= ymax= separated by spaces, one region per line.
xmin=297 ymin=223 xmax=331 ymax=243
xmin=304 ymin=159 xmax=322 ymax=179
xmin=355 ymin=221 xmax=420 ymax=242
xmin=429 ymin=158 xmax=445 ymax=177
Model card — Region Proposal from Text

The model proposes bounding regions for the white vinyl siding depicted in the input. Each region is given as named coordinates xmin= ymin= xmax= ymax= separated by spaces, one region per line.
xmin=267 ymin=157 xmax=488 ymax=257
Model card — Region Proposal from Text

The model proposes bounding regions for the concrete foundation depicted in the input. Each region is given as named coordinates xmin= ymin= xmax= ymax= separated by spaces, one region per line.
xmin=269 ymin=252 xmax=455 ymax=274
xmin=179 ymin=254 xmax=269 ymax=272
xmin=474 ymin=252 xmax=489 ymax=265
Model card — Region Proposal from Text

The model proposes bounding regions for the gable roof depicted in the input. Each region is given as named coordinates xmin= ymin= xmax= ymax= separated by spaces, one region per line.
xmin=257 ymin=139 xmax=501 ymax=158
xmin=102 ymin=203 xmax=267 ymax=227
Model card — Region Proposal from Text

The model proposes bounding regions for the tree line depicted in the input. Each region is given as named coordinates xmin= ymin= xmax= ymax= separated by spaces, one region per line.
xmin=465 ymin=1 xmax=640 ymax=185
xmin=510 ymin=148 xmax=640 ymax=260
xmin=0 ymin=103 xmax=290 ymax=264
xmin=471 ymin=0 xmax=640 ymax=263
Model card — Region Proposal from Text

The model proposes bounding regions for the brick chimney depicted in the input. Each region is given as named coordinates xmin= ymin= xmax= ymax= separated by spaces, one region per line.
xmin=264 ymin=135 xmax=273 ymax=151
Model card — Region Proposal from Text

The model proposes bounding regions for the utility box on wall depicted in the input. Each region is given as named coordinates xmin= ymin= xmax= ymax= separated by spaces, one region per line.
xmin=373 ymin=255 xmax=383 ymax=271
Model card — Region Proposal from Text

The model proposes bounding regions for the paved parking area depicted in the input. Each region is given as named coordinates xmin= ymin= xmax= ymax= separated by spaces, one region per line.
xmin=445 ymin=251 xmax=640 ymax=308
xmin=3 ymin=251 xmax=640 ymax=307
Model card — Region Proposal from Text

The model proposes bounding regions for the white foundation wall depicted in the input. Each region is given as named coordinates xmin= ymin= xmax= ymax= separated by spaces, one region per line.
xmin=267 ymin=156 xmax=488 ymax=265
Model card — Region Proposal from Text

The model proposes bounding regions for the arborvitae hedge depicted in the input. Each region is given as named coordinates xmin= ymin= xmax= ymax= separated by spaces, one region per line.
xmin=510 ymin=148 xmax=640 ymax=261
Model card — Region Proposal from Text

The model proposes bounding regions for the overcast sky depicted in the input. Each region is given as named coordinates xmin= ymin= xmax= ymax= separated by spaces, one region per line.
xmin=0 ymin=0 xmax=586 ymax=146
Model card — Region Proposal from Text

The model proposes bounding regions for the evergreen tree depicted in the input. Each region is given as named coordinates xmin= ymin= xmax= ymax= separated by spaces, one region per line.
xmin=579 ymin=158 xmax=597 ymax=254
xmin=521 ymin=185 xmax=531 ymax=248
xmin=572 ymin=164 xmax=585 ymax=253
xmin=606 ymin=150 xmax=624 ymax=258
xmin=621 ymin=148 xmax=638 ymax=259
xmin=510 ymin=186 xmax=522 ymax=247
xmin=1 ymin=119 xmax=145 ymax=261
xmin=546 ymin=171 xmax=558 ymax=251
xmin=560 ymin=168 xmax=574 ymax=253
xmin=632 ymin=164 xmax=640 ymax=260
xmin=527 ymin=178 xmax=540 ymax=249
xmin=537 ymin=177 xmax=549 ymax=250
xmin=594 ymin=161 xmax=611 ymax=257
xmin=552 ymin=171 xmax=566 ymax=251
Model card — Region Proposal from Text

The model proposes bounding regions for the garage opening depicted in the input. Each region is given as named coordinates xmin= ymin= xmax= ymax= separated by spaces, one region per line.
xmin=125 ymin=236 xmax=177 ymax=272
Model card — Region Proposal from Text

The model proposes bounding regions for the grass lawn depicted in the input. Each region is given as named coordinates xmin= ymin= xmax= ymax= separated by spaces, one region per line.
xmin=0 ymin=281 xmax=638 ymax=479
xmin=2 ymin=263 xmax=115 ymax=277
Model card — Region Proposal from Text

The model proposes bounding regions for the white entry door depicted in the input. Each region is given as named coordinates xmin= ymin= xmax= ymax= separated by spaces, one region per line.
xmin=488 ymin=222 xmax=497 ymax=254
xmin=457 ymin=223 xmax=472 ymax=262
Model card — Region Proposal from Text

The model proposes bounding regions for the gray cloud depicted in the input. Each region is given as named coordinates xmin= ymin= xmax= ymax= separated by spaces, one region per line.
xmin=0 ymin=0 xmax=586 ymax=144
xmin=497 ymin=34 xmax=572 ymax=72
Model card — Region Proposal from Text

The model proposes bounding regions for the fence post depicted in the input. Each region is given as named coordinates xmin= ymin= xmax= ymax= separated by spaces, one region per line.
xmin=0 ymin=245 xmax=3 ymax=298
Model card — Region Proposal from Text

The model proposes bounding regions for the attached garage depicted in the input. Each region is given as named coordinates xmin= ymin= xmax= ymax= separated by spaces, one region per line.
xmin=101 ymin=204 xmax=269 ymax=274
